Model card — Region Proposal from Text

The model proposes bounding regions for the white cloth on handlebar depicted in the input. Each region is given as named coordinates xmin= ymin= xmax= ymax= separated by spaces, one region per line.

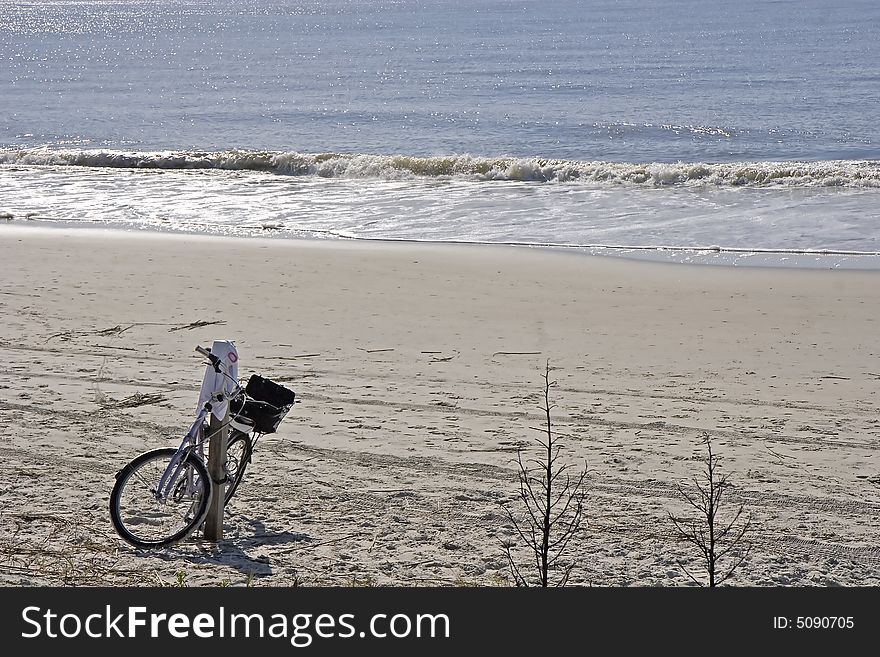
xmin=196 ymin=339 xmax=239 ymax=421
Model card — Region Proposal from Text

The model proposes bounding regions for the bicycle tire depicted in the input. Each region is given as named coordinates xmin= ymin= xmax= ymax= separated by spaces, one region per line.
xmin=224 ymin=430 xmax=253 ymax=505
xmin=109 ymin=447 xmax=211 ymax=549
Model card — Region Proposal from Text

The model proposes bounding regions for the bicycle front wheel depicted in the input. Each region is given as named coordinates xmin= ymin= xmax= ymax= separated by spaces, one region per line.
xmin=109 ymin=447 xmax=211 ymax=549
xmin=225 ymin=430 xmax=253 ymax=505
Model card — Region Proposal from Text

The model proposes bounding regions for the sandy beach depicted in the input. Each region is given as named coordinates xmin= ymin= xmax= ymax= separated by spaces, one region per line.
xmin=1 ymin=224 xmax=878 ymax=586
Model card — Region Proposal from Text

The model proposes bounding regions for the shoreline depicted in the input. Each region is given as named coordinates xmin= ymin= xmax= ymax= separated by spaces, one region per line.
xmin=2 ymin=225 xmax=879 ymax=586
xmin=4 ymin=221 xmax=880 ymax=272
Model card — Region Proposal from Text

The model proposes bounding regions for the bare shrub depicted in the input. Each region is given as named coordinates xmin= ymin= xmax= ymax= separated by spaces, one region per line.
xmin=668 ymin=433 xmax=751 ymax=586
xmin=501 ymin=360 xmax=588 ymax=587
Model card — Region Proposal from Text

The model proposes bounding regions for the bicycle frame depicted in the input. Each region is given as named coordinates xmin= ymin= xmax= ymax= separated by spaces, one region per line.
xmin=153 ymin=347 xmax=244 ymax=503
xmin=153 ymin=404 xmax=212 ymax=502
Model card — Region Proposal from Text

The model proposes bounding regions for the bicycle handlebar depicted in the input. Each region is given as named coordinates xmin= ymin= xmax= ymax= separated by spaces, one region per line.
xmin=195 ymin=345 xmax=223 ymax=373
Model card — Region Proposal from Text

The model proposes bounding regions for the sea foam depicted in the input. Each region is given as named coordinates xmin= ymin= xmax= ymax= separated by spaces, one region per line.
xmin=2 ymin=148 xmax=879 ymax=188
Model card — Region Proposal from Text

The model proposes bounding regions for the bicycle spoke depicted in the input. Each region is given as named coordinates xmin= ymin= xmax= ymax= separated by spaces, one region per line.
xmin=110 ymin=449 xmax=210 ymax=548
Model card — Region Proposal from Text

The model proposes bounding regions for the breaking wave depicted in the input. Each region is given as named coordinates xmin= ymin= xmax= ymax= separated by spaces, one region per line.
xmin=2 ymin=148 xmax=880 ymax=188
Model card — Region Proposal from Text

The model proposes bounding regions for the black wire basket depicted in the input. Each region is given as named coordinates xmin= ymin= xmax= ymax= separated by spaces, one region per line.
xmin=230 ymin=375 xmax=296 ymax=434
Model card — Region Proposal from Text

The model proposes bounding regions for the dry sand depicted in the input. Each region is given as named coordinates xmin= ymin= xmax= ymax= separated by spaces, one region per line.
xmin=1 ymin=224 xmax=879 ymax=586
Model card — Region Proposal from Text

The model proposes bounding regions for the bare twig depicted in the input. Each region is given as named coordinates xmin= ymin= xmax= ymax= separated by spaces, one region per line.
xmin=500 ymin=360 xmax=588 ymax=587
xmin=46 ymin=319 xmax=226 ymax=342
xmin=668 ymin=433 xmax=751 ymax=587
xmin=98 ymin=392 xmax=166 ymax=410
xmin=764 ymin=444 xmax=796 ymax=468
xmin=168 ymin=319 xmax=226 ymax=332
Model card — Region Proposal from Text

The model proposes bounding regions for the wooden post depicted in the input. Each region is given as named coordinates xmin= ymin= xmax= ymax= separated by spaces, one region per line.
xmin=203 ymin=405 xmax=228 ymax=541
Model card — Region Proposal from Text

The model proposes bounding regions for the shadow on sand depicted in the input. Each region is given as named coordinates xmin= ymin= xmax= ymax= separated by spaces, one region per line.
xmin=133 ymin=513 xmax=312 ymax=580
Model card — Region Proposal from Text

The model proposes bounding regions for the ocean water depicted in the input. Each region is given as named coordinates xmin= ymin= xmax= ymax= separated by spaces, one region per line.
xmin=1 ymin=0 xmax=879 ymax=267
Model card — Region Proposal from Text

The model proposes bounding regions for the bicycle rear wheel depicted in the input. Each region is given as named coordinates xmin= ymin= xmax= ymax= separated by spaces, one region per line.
xmin=224 ymin=430 xmax=253 ymax=505
xmin=109 ymin=447 xmax=211 ymax=549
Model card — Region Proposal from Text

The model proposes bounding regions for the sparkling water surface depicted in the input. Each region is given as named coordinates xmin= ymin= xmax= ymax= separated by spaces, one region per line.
xmin=1 ymin=0 xmax=879 ymax=267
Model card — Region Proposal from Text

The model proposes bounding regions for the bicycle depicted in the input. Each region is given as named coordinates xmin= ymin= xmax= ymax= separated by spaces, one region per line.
xmin=109 ymin=343 xmax=296 ymax=549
